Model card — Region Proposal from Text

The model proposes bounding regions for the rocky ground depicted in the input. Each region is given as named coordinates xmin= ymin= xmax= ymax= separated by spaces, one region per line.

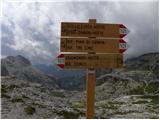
xmin=1 ymin=76 xmax=84 ymax=119
xmin=1 ymin=70 xmax=158 ymax=119
xmin=1 ymin=53 xmax=159 ymax=119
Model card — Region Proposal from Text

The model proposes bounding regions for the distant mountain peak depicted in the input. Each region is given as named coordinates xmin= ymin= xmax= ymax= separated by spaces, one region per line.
xmin=1 ymin=55 xmax=58 ymax=89
xmin=4 ymin=55 xmax=31 ymax=67
xmin=15 ymin=55 xmax=31 ymax=66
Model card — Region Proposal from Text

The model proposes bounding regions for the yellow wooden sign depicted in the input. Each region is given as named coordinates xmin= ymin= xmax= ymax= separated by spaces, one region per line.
xmin=57 ymin=19 xmax=130 ymax=119
xmin=61 ymin=38 xmax=121 ymax=53
xmin=61 ymin=22 xmax=129 ymax=38
xmin=57 ymin=53 xmax=123 ymax=69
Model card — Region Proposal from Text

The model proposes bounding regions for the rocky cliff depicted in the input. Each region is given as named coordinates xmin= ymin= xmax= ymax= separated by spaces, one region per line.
xmin=1 ymin=55 xmax=58 ymax=89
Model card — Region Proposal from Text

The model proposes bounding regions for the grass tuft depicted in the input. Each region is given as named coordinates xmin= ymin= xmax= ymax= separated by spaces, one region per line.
xmin=24 ymin=106 xmax=36 ymax=115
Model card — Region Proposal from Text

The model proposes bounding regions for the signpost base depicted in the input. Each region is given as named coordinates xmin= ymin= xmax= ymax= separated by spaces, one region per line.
xmin=86 ymin=68 xmax=96 ymax=119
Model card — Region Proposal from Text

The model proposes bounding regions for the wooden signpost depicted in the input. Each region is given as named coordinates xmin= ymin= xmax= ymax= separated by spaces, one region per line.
xmin=56 ymin=19 xmax=130 ymax=119
xmin=61 ymin=22 xmax=129 ymax=38
xmin=57 ymin=53 xmax=123 ymax=69
xmin=61 ymin=38 xmax=127 ymax=53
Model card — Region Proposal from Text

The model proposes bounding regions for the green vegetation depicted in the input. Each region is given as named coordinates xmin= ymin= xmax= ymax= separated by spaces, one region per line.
xmin=24 ymin=106 xmax=36 ymax=115
xmin=72 ymin=108 xmax=85 ymax=116
xmin=1 ymin=94 xmax=11 ymax=99
xmin=32 ymin=102 xmax=46 ymax=108
xmin=129 ymin=85 xmax=145 ymax=95
xmin=1 ymin=84 xmax=19 ymax=94
xmin=72 ymin=100 xmax=86 ymax=108
xmin=129 ymin=81 xmax=158 ymax=95
xmin=52 ymin=91 xmax=65 ymax=98
xmin=11 ymin=98 xmax=24 ymax=103
xmin=7 ymin=84 xmax=19 ymax=90
xmin=113 ymin=110 xmax=139 ymax=115
xmin=150 ymin=116 xmax=159 ymax=119
xmin=97 ymin=101 xmax=120 ymax=110
xmin=108 ymin=101 xmax=124 ymax=105
xmin=145 ymin=82 xmax=158 ymax=94
xmin=53 ymin=110 xmax=81 ymax=119
xmin=104 ymin=104 xmax=118 ymax=110
xmin=132 ymin=100 xmax=149 ymax=104
xmin=123 ymin=80 xmax=129 ymax=87
xmin=22 ymin=95 xmax=30 ymax=99
xmin=140 ymin=95 xmax=159 ymax=104
xmin=1 ymin=85 xmax=9 ymax=98
xmin=1 ymin=85 xmax=8 ymax=94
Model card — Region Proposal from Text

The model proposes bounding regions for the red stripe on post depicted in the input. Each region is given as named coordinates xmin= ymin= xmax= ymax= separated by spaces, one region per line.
xmin=119 ymin=24 xmax=126 ymax=28
xmin=119 ymin=39 xmax=126 ymax=43
xmin=58 ymin=54 xmax=64 ymax=58
xmin=57 ymin=64 xmax=64 ymax=69
xmin=119 ymin=49 xmax=126 ymax=53
xmin=119 ymin=34 xmax=126 ymax=38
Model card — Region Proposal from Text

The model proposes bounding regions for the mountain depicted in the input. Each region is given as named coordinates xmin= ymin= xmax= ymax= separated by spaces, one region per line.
xmin=97 ymin=52 xmax=159 ymax=86
xmin=125 ymin=52 xmax=159 ymax=77
xmin=34 ymin=64 xmax=85 ymax=78
xmin=1 ymin=55 xmax=58 ymax=89
xmin=34 ymin=64 xmax=85 ymax=90
xmin=35 ymin=53 xmax=159 ymax=91
xmin=34 ymin=65 xmax=114 ymax=90
xmin=1 ymin=53 xmax=159 ymax=119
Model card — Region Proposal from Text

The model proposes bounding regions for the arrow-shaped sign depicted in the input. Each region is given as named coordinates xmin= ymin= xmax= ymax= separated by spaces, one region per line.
xmin=61 ymin=22 xmax=130 ymax=38
xmin=119 ymin=39 xmax=128 ymax=53
xmin=56 ymin=54 xmax=65 ymax=69
xmin=56 ymin=53 xmax=123 ymax=69
xmin=119 ymin=24 xmax=130 ymax=38
xmin=61 ymin=38 xmax=128 ymax=53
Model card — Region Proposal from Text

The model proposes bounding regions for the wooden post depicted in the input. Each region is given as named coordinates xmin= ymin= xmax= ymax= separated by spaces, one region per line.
xmin=86 ymin=19 xmax=96 ymax=119
xmin=86 ymin=68 xmax=96 ymax=119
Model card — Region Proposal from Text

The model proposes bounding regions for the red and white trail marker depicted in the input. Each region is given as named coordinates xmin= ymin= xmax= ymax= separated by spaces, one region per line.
xmin=56 ymin=54 xmax=65 ymax=69
xmin=119 ymin=24 xmax=130 ymax=38
xmin=56 ymin=53 xmax=123 ymax=69
xmin=61 ymin=22 xmax=130 ymax=38
xmin=61 ymin=38 xmax=128 ymax=53
xmin=119 ymin=39 xmax=128 ymax=53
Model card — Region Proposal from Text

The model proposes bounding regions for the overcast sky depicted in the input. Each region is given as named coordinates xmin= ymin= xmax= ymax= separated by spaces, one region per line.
xmin=1 ymin=0 xmax=159 ymax=65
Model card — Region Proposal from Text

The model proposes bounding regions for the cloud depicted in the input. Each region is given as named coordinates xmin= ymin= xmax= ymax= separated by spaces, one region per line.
xmin=1 ymin=0 xmax=158 ymax=64
xmin=2 ymin=2 xmax=59 ymax=64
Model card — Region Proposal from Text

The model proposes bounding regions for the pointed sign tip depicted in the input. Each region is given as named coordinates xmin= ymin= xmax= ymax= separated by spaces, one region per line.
xmin=119 ymin=34 xmax=126 ymax=38
xmin=119 ymin=39 xmax=126 ymax=43
xmin=57 ymin=54 xmax=64 ymax=58
xmin=119 ymin=24 xmax=126 ymax=28
xmin=127 ymin=29 xmax=130 ymax=34
xmin=57 ymin=64 xmax=64 ymax=69
xmin=119 ymin=49 xmax=126 ymax=53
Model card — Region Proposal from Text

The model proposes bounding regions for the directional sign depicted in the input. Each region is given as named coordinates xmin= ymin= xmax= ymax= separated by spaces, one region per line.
xmin=57 ymin=19 xmax=130 ymax=119
xmin=61 ymin=22 xmax=129 ymax=38
xmin=56 ymin=53 xmax=123 ymax=69
xmin=61 ymin=38 xmax=127 ymax=53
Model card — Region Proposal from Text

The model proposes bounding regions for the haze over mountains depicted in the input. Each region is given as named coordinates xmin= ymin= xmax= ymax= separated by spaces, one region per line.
xmin=1 ymin=52 xmax=159 ymax=118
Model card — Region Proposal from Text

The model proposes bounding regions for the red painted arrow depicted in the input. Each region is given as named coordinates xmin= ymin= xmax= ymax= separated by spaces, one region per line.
xmin=119 ymin=24 xmax=130 ymax=38
xmin=56 ymin=54 xmax=65 ymax=69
